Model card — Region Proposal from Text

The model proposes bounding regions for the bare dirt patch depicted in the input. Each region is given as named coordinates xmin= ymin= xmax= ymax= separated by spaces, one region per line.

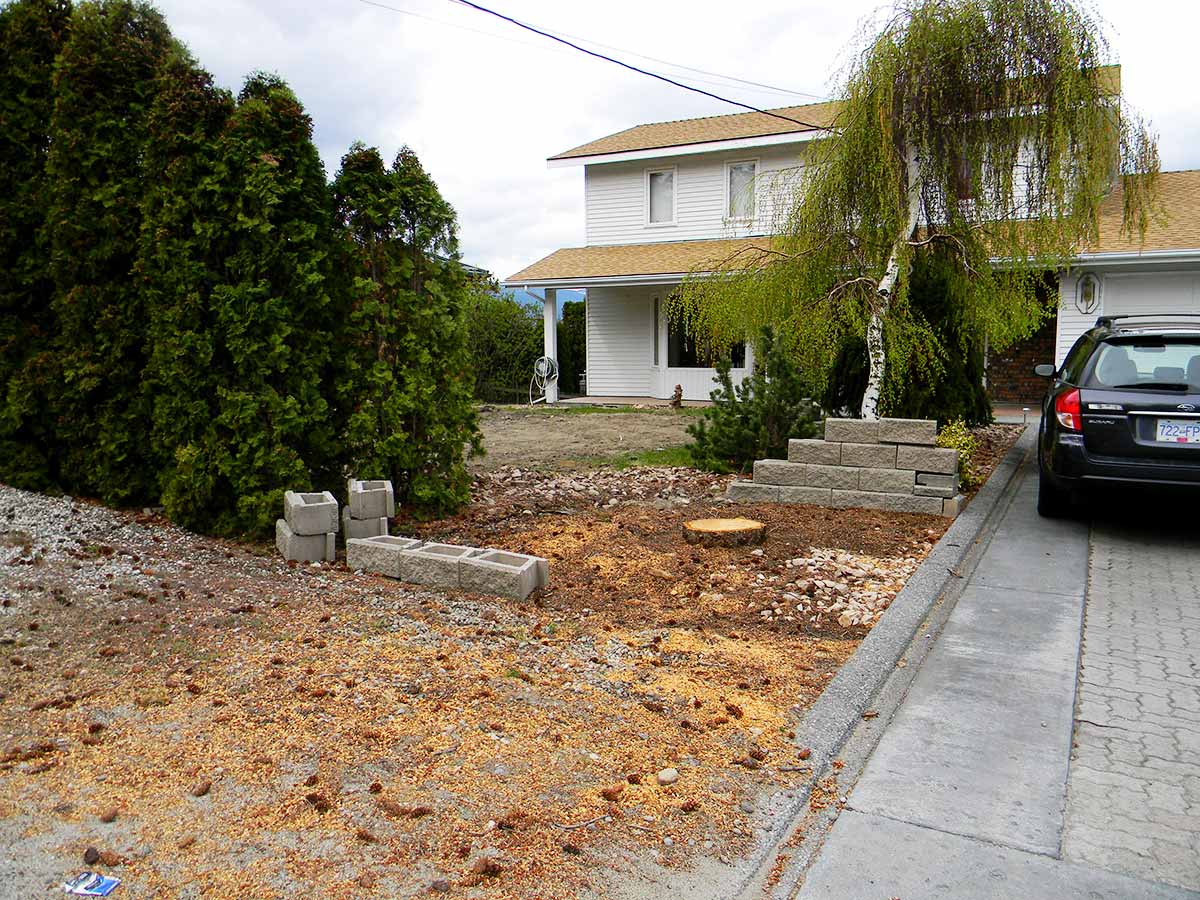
xmin=472 ymin=407 xmax=696 ymax=472
xmin=0 ymin=424 xmax=1021 ymax=899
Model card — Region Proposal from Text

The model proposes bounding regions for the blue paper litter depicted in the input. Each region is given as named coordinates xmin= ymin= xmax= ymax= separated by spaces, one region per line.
xmin=63 ymin=872 xmax=121 ymax=896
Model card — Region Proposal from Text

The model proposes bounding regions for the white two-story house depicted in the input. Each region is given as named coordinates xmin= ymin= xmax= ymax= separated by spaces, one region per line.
xmin=506 ymin=79 xmax=1200 ymax=404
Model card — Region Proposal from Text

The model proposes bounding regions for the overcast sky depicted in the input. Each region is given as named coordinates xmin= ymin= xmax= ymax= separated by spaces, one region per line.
xmin=152 ymin=0 xmax=1200 ymax=282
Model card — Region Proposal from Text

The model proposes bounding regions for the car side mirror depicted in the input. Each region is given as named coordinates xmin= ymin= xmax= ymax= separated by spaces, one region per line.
xmin=1033 ymin=364 xmax=1056 ymax=378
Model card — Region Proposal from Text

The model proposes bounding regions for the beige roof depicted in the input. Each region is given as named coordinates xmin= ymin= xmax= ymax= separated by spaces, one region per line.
xmin=505 ymin=237 xmax=774 ymax=284
xmin=1087 ymin=169 xmax=1200 ymax=254
xmin=549 ymin=101 xmax=839 ymax=161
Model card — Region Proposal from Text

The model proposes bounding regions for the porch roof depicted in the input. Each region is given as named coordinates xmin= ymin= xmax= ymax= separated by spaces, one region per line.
xmin=502 ymin=236 xmax=775 ymax=288
xmin=1085 ymin=168 xmax=1200 ymax=256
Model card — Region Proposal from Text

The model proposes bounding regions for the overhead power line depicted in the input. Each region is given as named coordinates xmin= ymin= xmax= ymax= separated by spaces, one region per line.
xmin=352 ymin=0 xmax=825 ymax=103
xmin=446 ymin=0 xmax=834 ymax=132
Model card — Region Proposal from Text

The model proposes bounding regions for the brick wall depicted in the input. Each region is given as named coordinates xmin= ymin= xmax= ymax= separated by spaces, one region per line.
xmin=987 ymin=314 xmax=1056 ymax=404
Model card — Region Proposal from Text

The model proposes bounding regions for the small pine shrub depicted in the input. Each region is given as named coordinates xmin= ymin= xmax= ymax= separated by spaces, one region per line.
xmin=936 ymin=419 xmax=980 ymax=488
xmin=688 ymin=326 xmax=821 ymax=474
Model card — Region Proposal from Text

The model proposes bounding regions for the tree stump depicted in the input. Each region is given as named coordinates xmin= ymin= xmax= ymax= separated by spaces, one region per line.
xmin=682 ymin=517 xmax=767 ymax=547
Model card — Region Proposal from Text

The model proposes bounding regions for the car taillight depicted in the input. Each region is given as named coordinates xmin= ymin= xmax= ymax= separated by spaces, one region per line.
xmin=1055 ymin=388 xmax=1082 ymax=431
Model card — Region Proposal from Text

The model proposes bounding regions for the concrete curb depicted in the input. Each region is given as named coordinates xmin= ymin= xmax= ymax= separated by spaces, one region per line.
xmin=727 ymin=424 xmax=1038 ymax=899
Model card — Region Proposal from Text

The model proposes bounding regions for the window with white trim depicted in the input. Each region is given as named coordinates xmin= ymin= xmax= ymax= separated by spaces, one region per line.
xmin=646 ymin=168 xmax=675 ymax=225
xmin=726 ymin=160 xmax=757 ymax=221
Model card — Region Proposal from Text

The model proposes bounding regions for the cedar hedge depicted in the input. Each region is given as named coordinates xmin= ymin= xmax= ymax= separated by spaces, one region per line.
xmin=0 ymin=0 xmax=481 ymax=535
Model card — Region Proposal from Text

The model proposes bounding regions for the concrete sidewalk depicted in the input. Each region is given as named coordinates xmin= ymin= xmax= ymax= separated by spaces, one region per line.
xmin=796 ymin=456 xmax=1200 ymax=899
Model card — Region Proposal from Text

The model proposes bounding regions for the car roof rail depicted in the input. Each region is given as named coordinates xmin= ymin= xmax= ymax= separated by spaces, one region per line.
xmin=1095 ymin=313 xmax=1200 ymax=328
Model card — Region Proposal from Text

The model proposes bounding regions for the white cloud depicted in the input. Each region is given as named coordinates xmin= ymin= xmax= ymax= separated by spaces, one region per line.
xmin=153 ymin=0 xmax=1200 ymax=279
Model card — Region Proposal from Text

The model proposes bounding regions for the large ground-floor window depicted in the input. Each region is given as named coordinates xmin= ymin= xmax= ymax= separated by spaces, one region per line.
xmin=667 ymin=316 xmax=745 ymax=368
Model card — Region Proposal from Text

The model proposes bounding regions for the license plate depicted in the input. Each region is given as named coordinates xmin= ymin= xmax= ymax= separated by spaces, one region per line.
xmin=1155 ymin=418 xmax=1200 ymax=443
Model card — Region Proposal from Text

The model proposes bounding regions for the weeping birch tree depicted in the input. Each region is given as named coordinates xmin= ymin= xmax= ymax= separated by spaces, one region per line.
xmin=672 ymin=0 xmax=1160 ymax=419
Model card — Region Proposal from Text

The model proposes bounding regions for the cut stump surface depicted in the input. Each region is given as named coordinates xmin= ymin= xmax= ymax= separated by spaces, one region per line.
xmin=682 ymin=517 xmax=767 ymax=547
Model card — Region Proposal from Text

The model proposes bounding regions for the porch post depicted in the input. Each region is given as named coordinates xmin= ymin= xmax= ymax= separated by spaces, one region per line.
xmin=542 ymin=288 xmax=558 ymax=403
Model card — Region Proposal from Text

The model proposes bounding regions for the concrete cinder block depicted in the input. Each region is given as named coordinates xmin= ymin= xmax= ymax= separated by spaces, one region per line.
xmin=823 ymin=419 xmax=879 ymax=444
xmin=398 ymin=543 xmax=482 ymax=587
xmin=283 ymin=491 xmax=339 ymax=536
xmin=914 ymin=483 xmax=957 ymax=499
xmin=725 ymin=481 xmax=782 ymax=503
xmin=776 ymin=486 xmax=833 ymax=506
xmin=878 ymin=418 xmax=938 ymax=445
xmin=752 ymin=459 xmax=808 ymax=486
xmin=805 ymin=464 xmax=860 ymax=490
xmin=829 ymin=491 xmax=943 ymax=515
xmin=858 ymin=467 xmax=916 ymax=494
xmin=458 ymin=549 xmax=549 ymax=600
xmin=276 ymin=518 xmax=335 ymax=563
xmin=942 ymin=494 xmax=965 ymax=517
xmin=896 ymin=445 xmax=959 ymax=475
xmin=916 ymin=473 xmax=957 ymax=490
xmin=840 ymin=442 xmax=897 ymax=468
xmin=342 ymin=508 xmax=388 ymax=541
xmin=346 ymin=535 xmax=423 ymax=576
xmin=348 ymin=478 xmax=395 ymax=519
xmin=788 ymin=439 xmax=841 ymax=465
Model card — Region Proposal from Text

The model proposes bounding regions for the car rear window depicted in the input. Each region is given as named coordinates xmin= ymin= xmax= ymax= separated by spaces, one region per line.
xmin=1085 ymin=338 xmax=1200 ymax=390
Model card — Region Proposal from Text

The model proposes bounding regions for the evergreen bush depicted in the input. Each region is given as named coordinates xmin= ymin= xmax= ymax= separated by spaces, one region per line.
xmin=557 ymin=299 xmax=586 ymax=395
xmin=465 ymin=283 xmax=542 ymax=402
xmin=688 ymin=326 xmax=821 ymax=473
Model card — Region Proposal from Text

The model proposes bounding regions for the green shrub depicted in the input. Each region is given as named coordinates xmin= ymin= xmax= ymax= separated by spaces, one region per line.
xmin=0 ymin=0 xmax=72 ymax=489
xmin=688 ymin=326 xmax=821 ymax=473
xmin=936 ymin=419 xmax=980 ymax=488
xmin=465 ymin=283 xmax=542 ymax=402
xmin=331 ymin=143 xmax=481 ymax=518
xmin=557 ymin=299 xmax=586 ymax=395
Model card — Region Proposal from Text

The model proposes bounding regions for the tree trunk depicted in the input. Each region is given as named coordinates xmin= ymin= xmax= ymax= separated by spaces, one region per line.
xmin=860 ymin=151 xmax=923 ymax=420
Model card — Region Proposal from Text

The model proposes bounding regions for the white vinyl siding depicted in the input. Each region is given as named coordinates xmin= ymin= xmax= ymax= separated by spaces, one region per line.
xmin=1056 ymin=269 xmax=1200 ymax=365
xmin=585 ymin=287 xmax=654 ymax=395
xmin=584 ymin=144 xmax=804 ymax=246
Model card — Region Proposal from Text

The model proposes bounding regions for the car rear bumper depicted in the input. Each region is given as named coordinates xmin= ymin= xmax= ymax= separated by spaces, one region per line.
xmin=1045 ymin=434 xmax=1200 ymax=487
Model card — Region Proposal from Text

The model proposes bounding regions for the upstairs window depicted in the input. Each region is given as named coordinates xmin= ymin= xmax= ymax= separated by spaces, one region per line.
xmin=726 ymin=160 xmax=757 ymax=220
xmin=646 ymin=168 xmax=675 ymax=225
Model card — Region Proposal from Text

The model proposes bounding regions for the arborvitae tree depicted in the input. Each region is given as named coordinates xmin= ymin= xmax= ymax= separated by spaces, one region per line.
xmin=136 ymin=56 xmax=237 ymax=528
xmin=332 ymin=143 xmax=481 ymax=516
xmin=43 ymin=0 xmax=175 ymax=501
xmin=0 ymin=0 xmax=72 ymax=488
xmin=147 ymin=72 xmax=339 ymax=534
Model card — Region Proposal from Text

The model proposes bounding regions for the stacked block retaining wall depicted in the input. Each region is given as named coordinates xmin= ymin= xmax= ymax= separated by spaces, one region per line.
xmin=727 ymin=418 xmax=963 ymax=517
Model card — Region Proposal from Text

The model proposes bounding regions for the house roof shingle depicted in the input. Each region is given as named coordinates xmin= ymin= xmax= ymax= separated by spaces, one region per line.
xmin=1088 ymin=169 xmax=1200 ymax=254
xmin=504 ymin=237 xmax=774 ymax=284
xmin=548 ymin=101 xmax=840 ymax=161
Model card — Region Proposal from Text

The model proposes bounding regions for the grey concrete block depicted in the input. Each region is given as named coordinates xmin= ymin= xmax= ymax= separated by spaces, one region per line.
xmin=830 ymin=490 xmax=944 ymax=516
xmin=276 ymin=518 xmax=335 ymax=563
xmin=398 ymin=542 xmax=482 ymax=587
xmin=283 ymin=490 xmax=339 ymax=536
xmin=346 ymin=535 xmax=423 ymax=577
xmin=858 ymin=467 xmax=916 ymax=494
xmin=916 ymin=473 xmax=957 ymax=490
xmin=915 ymin=484 xmax=957 ymax=499
xmin=776 ymin=486 xmax=833 ymax=505
xmin=342 ymin=507 xmax=388 ymax=541
xmin=823 ymin=419 xmax=879 ymax=444
xmin=752 ymin=459 xmax=807 ymax=486
xmin=896 ymin=444 xmax=959 ymax=475
xmin=942 ymin=494 xmax=965 ymax=517
xmin=878 ymin=417 xmax=938 ymax=445
xmin=788 ymin=438 xmax=841 ymax=465
xmin=840 ymin=442 xmax=897 ymax=468
xmin=348 ymin=478 xmax=395 ymax=519
xmin=805 ymin=464 xmax=860 ymax=490
xmin=458 ymin=549 xmax=549 ymax=600
xmin=725 ymin=481 xmax=782 ymax=503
